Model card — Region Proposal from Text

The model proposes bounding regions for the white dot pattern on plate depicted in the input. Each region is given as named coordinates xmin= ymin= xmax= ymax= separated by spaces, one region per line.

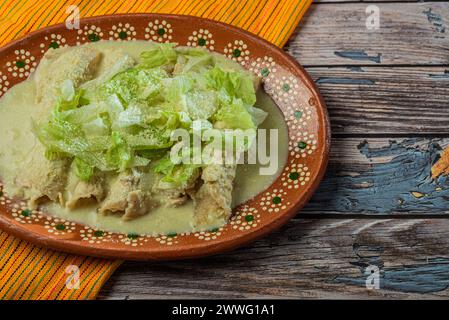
xmin=6 ymin=49 xmax=37 ymax=78
xmin=249 ymin=56 xmax=277 ymax=83
xmin=187 ymin=29 xmax=215 ymax=50
xmin=109 ymin=23 xmax=137 ymax=41
xmin=44 ymin=217 xmax=76 ymax=235
xmin=39 ymin=34 xmax=67 ymax=53
xmin=230 ymin=206 xmax=260 ymax=231
xmin=0 ymin=71 xmax=9 ymax=96
xmin=223 ymin=40 xmax=250 ymax=65
xmin=76 ymin=24 xmax=103 ymax=44
xmin=144 ymin=20 xmax=173 ymax=42
xmin=281 ymin=161 xmax=311 ymax=189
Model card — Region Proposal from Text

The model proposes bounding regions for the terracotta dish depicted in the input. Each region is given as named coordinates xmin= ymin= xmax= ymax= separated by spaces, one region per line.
xmin=0 ymin=14 xmax=329 ymax=260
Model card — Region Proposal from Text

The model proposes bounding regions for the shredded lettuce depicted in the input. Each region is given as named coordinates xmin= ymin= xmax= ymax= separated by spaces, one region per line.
xmin=33 ymin=43 xmax=266 ymax=182
xmin=205 ymin=66 xmax=257 ymax=105
xmin=97 ymin=68 xmax=166 ymax=106
xmin=212 ymin=97 xmax=255 ymax=130
xmin=247 ymin=105 xmax=268 ymax=127
xmin=57 ymin=80 xmax=89 ymax=111
xmin=153 ymin=156 xmax=200 ymax=189
xmin=139 ymin=43 xmax=177 ymax=69
xmin=73 ymin=157 xmax=94 ymax=182
xmin=105 ymin=131 xmax=132 ymax=171
xmin=173 ymin=47 xmax=213 ymax=74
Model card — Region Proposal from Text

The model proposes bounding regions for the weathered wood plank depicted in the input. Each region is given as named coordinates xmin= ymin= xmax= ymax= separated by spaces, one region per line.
xmin=305 ymin=66 xmax=449 ymax=134
xmin=285 ymin=2 xmax=449 ymax=66
xmin=98 ymin=218 xmax=449 ymax=299
xmin=303 ymin=137 xmax=449 ymax=215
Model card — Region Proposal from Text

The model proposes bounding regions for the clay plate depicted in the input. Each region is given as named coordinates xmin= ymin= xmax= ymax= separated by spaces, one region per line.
xmin=0 ymin=14 xmax=330 ymax=260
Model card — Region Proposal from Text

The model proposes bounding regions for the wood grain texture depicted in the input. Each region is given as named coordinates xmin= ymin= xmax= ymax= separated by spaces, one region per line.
xmin=285 ymin=2 xmax=449 ymax=66
xmin=95 ymin=1 xmax=449 ymax=299
xmin=303 ymin=137 xmax=449 ymax=215
xmin=98 ymin=218 xmax=449 ymax=299
xmin=305 ymin=66 xmax=449 ymax=134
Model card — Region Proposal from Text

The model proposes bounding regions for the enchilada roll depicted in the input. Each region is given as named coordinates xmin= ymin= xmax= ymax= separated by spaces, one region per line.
xmin=34 ymin=45 xmax=102 ymax=106
xmin=14 ymin=46 xmax=103 ymax=208
xmin=152 ymin=167 xmax=201 ymax=208
xmin=193 ymin=164 xmax=236 ymax=228
xmin=15 ymin=142 xmax=69 ymax=208
xmin=63 ymin=50 xmax=136 ymax=209
xmin=99 ymin=170 xmax=156 ymax=221
xmin=65 ymin=172 xmax=106 ymax=209
xmin=80 ymin=48 xmax=136 ymax=92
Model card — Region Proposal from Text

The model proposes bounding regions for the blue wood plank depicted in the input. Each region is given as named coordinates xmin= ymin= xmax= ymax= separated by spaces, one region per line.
xmin=429 ymin=70 xmax=449 ymax=79
xmin=303 ymin=138 xmax=449 ymax=214
xmin=316 ymin=77 xmax=375 ymax=85
xmin=334 ymin=50 xmax=382 ymax=64
xmin=334 ymin=257 xmax=449 ymax=294
xmin=423 ymin=7 xmax=446 ymax=34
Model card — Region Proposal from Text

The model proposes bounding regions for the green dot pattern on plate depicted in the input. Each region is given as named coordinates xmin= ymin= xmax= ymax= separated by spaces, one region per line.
xmin=289 ymin=172 xmax=299 ymax=180
xmin=55 ymin=224 xmax=66 ymax=231
xmin=232 ymin=49 xmax=241 ymax=57
xmin=157 ymin=28 xmax=165 ymax=36
xmin=197 ymin=38 xmax=206 ymax=46
xmin=272 ymin=196 xmax=281 ymax=204
xmin=282 ymin=83 xmax=290 ymax=92
xmin=245 ymin=215 xmax=254 ymax=222
xmin=118 ymin=31 xmax=127 ymax=39
xmin=298 ymin=141 xmax=307 ymax=149
xmin=49 ymin=41 xmax=59 ymax=49
xmin=20 ymin=209 xmax=31 ymax=217
xmin=261 ymin=67 xmax=270 ymax=77
xmin=93 ymin=230 xmax=104 ymax=237
xmin=127 ymin=233 xmax=139 ymax=239
xmin=294 ymin=110 xmax=303 ymax=119
xmin=15 ymin=60 xmax=25 ymax=68
xmin=167 ymin=232 xmax=177 ymax=238
xmin=88 ymin=33 xmax=100 ymax=42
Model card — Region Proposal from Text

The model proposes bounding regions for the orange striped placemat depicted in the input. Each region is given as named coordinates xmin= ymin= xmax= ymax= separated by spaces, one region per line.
xmin=0 ymin=0 xmax=312 ymax=300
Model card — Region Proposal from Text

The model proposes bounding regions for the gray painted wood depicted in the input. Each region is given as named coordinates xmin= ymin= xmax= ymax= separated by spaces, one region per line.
xmin=305 ymin=66 xmax=449 ymax=134
xmin=285 ymin=2 xmax=449 ymax=66
xmin=98 ymin=218 xmax=449 ymax=299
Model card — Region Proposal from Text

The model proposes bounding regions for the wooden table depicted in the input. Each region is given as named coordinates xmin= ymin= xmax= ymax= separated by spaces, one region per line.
xmin=99 ymin=1 xmax=449 ymax=299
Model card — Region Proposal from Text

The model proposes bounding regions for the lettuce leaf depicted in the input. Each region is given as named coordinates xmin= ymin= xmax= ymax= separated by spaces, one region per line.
xmin=97 ymin=68 xmax=166 ymax=106
xmin=247 ymin=105 xmax=268 ymax=126
xmin=173 ymin=47 xmax=214 ymax=74
xmin=32 ymin=113 xmax=110 ymax=172
xmin=73 ymin=157 xmax=94 ymax=181
xmin=153 ymin=156 xmax=200 ymax=189
xmin=163 ymin=74 xmax=218 ymax=120
xmin=212 ymin=97 xmax=256 ymax=130
xmin=185 ymin=91 xmax=217 ymax=120
xmin=105 ymin=131 xmax=132 ymax=171
xmin=205 ymin=65 xmax=257 ymax=105
xmin=56 ymin=80 xmax=88 ymax=111
xmin=139 ymin=43 xmax=177 ymax=69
